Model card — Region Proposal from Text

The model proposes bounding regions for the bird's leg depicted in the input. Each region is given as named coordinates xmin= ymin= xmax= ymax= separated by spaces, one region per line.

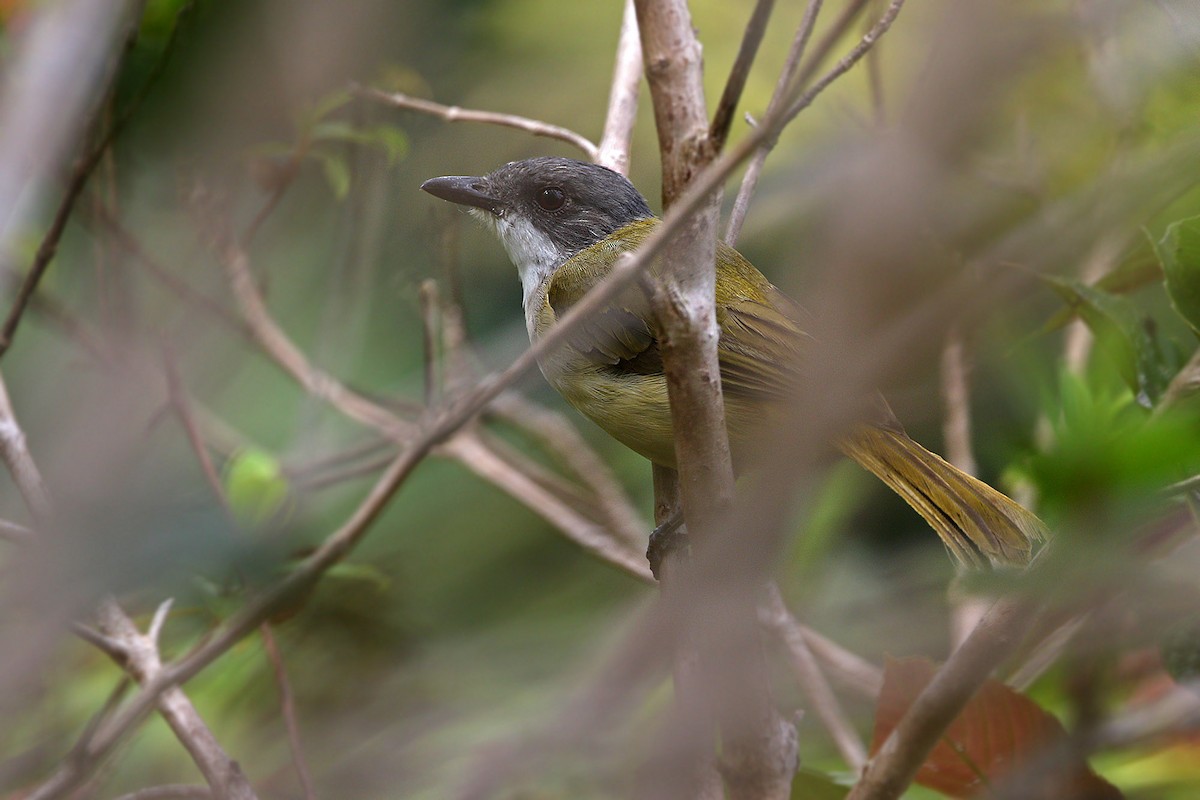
xmin=646 ymin=510 xmax=688 ymax=579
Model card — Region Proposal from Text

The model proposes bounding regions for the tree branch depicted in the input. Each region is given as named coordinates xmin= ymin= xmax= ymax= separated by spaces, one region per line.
xmin=710 ymin=0 xmax=777 ymax=151
xmin=847 ymin=596 xmax=1039 ymax=800
xmin=635 ymin=0 xmax=797 ymax=796
xmin=89 ymin=600 xmax=258 ymax=800
xmin=0 ymin=0 xmax=179 ymax=359
xmin=596 ymin=0 xmax=643 ymax=176
xmin=763 ymin=587 xmax=867 ymax=771
xmin=355 ymin=86 xmax=599 ymax=161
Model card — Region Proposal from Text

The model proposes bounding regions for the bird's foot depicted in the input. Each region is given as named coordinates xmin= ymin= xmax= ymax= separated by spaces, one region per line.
xmin=647 ymin=512 xmax=688 ymax=580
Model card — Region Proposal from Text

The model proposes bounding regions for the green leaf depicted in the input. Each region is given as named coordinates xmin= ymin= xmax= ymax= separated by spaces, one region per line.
xmin=1034 ymin=242 xmax=1161 ymax=337
xmin=310 ymin=122 xmax=408 ymax=165
xmin=316 ymin=151 xmax=351 ymax=200
xmin=365 ymin=124 xmax=408 ymax=164
xmin=1043 ymin=275 xmax=1173 ymax=406
xmin=1031 ymin=372 xmax=1200 ymax=515
xmin=224 ymin=448 xmax=289 ymax=526
xmin=310 ymin=120 xmax=362 ymax=143
xmin=299 ymin=88 xmax=352 ymax=128
xmin=1153 ymin=215 xmax=1200 ymax=334
xmin=325 ymin=562 xmax=392 ymax=593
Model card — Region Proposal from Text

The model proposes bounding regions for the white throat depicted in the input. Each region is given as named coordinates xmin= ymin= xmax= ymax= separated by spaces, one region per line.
xmin=472 ymin=209 xmax=569 ymax=324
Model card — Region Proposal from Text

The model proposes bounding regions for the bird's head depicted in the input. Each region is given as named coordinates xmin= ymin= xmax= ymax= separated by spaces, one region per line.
xmin=421 ymin=157 xmax=653 ymax=299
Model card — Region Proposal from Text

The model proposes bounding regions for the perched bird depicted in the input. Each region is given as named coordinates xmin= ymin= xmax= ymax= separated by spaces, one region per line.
xmin=422 ymin=156 xmax=1045 ymax=568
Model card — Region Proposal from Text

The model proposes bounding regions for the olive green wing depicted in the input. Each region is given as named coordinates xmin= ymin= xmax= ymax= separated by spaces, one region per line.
xmin=713 ymin=243 xmax=811 ymax=402
xmin=546 ymin=223 xmax=810 ymax=388
xmin=545 ymin=221 xmax=662 ymax=374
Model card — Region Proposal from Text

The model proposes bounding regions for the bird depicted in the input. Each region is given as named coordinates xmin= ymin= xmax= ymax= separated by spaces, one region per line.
xmin=421 ymin=156 xmax=1046 ymax=569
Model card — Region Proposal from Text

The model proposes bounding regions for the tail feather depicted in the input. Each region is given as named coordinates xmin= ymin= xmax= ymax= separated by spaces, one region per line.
xmin=838 ymin=423 xmax=1047 ymax=568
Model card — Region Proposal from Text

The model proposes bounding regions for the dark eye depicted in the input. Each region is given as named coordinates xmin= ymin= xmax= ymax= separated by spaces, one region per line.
xmin=536 ymin=186 xmax=566 ymax=211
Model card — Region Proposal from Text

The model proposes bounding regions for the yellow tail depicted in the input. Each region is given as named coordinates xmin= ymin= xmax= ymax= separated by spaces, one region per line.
xmin=838 ymin=421 xmax=1046 ymax=568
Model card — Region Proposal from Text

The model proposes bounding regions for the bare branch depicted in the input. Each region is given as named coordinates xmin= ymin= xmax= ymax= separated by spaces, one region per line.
xmin=793 ymin=623 xmax=884 ymax=699
xmin=488 ymin=391 xmax=649 ymax=549
xmin=634 ymin=0 xmax=715 ymax=203
xmin=762 ymin=587 xmax=867 ymax=771
xmin=27 ymin=441 xmax=430 ymax=800
xmin=782 ymin=0 xmax=907 ymax=124
xmin=0 ymin=516 xmax=34 ymax=543
xmin=260 ymin=623 xmax=317 ymax=800
xmin=87 ymin=203 xmax=249 ymax=335
xmin=728 ymin=0 xmax=893 ymax=244
xmin=710 ymin=0 xmax=777 ymax=151
xmin=847 ymin=596 xmax=1039 ymax=800
xmin=147 ymin=599 xmax=174 ymax=646
xmin=939 ymin=326 xmax=977 ymax=477
xmin=71 ymin=622 xmax=127 ymax=662
xmin=635 ymin=0 xmax=799 ymax=796
xmin=596 ymin=0 xmax=643 ymax=176
xmin=864 ymin=0 xmax=887 ymax=126
xmin=356 ymin=86 xmax=599 ymax=161
xmin=0 ymin=370 xmax=53 ymax=526
xmin=211 ymin=224 xmax=413 ymax=440
xmin=85 ymin=599 xmax=259 ymax=800
xmin=162 ymin=351 xmax=232 ymax=516
xmin=939 ymin=327 xmax=993 ymax=645
xmin=419 ymin=279 xmax=441 ymax=406
xmin=445 ymin=432 xmax=654 ymax=581
xmin=0 ymin=0 xmax=178 ymax=359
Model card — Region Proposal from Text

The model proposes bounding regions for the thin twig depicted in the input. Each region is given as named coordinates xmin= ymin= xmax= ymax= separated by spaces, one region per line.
xmin=87 ymin=599 xmax=259 ymax=800
xmin=0 ymin=0 xmax=180 ymax=359
xmin=71 ymin=623 xmax=127 ymax=662
xmin=0 ymin=517 xmax=34 ymax=542
xmin=596 ymin=0 xmax=643 ymax=176
xmin=87 ymin=203 xmax=249 ymax=335
xmin=782 ymin=0 xmax=907 ymax=124
xmin=356 ymin=85 xmax=599 ymax=161
xmin=794 ymin=622 xmax=884 ymax=698
xmin=148 ymin=599 xmax=174 ymax=645
xmin=940 ymin=326 xmax=991 ymax=646
xmin=725 ymin=0 xmax=825 ymax=244
xmin=488 ymin=390 xmax=648 ymax=549
xmin=419 ymin=279 xmax=440 ymax=407
xmin=709 ymin=0 xmax=777 ymax=151
xmin=445 ymin=432 xmax=653 ymax=580
xmin=260 ymin=623 xmax=317 ymax=800
xmin=763 ymin=587 xmax=867 ymax=771
xmin=0 ymin=369 xmax=53 ymax=526
xmin=940 ymin=326 xmax=976 ymax=477
xmin=210 ymin=222 xmax=413 ymax=440
xmin=864 ymin=0 xmax=887 ymax=126
xmin=162 ymin=351 xmax=231 ymax=515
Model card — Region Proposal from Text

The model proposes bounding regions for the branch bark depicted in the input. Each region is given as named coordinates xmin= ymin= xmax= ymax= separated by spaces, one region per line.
xmin=92 ymin=600 xmax=258 ymax=800
xmin=356 ymin=86 xmax=599 ymax=161
xmin=596 ymin=0 xmax=643 ymax=176
xmin=0 ymin=0 xmax=154 ymax=359
xmin=634 ymin=1 xmax=795 ymax=796
xmin=847 ymin=596 xmax=1039 ymax=800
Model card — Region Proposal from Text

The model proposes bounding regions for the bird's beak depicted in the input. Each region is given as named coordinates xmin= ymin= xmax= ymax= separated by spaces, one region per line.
xmin=420 ymin=175 xmax=506 ymax=216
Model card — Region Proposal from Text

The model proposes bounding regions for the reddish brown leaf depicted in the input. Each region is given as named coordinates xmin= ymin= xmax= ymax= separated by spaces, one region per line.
xmin=869 ymin=656 xmax=1123 ymax=799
